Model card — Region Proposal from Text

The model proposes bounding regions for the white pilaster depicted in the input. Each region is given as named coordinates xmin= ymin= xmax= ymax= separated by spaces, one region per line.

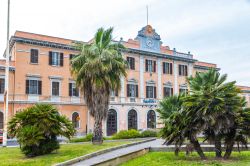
xmin=157 ymin=58 xmax=162 ymax=99
xmin=120 ymin=76 xmax=125 ymax=102
xmin=174 ymin=61 xmax=178 ymax=95
xmin=140 ymin=55 xmax=144 ymax=102
xmin=188 ymin=63 xmax=193 ymax=77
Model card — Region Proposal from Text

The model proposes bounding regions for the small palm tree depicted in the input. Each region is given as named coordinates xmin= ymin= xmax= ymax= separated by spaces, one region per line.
xmin=158 ymin=95 xmax=206 ymax=159
xmin=185 ymin=69 xmax=244 ymax=158
xmin=71 ymin=27 xmax=127 ymax=144
xmin=8 ymin=104 xmax=75 ymax=157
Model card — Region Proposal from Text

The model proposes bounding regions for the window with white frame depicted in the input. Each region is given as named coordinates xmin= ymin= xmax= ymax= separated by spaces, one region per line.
xmin=0 ymin=78 xmax=5 ymax=94
xmin=163 ymin=87 xmax=173 ymax=97
xmin=146 ymin=86 xmax=156 ymax=98
xmin=52 ymin=81 xmax=60 ymax=96
xmin=69 ymin=82 xmax=79 ymax=97
xmin=145 ymin=59 xmax=156 ymax=72
xmin=179 ymin=88 xmax=188 ymax=95
xmin=127 ymin=84 xmax=138 ymax=97
xmin=179 ymin=64 xmax=188 ymax=76
xmin=25 ymin=79 xmax=42 ymax=95
xmin=30 ymin=49 xmax=39 ymax=64
xmin=49 ymin=51 xmax=64 ymax=66
xmin=163 ymin=62 xmax=173 ymax=74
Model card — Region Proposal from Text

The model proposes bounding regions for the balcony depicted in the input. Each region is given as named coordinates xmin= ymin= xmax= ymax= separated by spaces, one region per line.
xmin=4 ymin=94 xmax=85 ymax=105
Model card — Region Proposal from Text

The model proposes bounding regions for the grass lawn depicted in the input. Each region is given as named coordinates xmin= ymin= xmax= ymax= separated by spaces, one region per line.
xmin=0 ymin=141 xmax=132 ymax=166
xmin=121 ymin=152 xmax=250 ymax=166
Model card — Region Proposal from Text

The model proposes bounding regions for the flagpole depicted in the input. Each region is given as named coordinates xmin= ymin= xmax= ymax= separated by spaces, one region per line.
xmin=2 ymin=0 xmax=10 ymax=147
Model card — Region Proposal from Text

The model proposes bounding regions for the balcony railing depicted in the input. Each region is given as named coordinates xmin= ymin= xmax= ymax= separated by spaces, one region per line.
xmin=0 ymin=94 xmax=85 ymax=104
xmin=0 ymin=94 xmax=160 ymax=105
xmin=173 ymin=51 xmax=193 ymax=59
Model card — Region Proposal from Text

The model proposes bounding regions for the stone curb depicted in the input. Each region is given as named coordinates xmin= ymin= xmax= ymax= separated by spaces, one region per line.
xmin=67 ymin=137 xmax=156 ymax=144
xmin=54 ymin=138 xmax=156 ymax=166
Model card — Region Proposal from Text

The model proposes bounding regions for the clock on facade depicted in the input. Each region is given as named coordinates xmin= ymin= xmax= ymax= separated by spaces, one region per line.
xmin=146 ymin=38 xmax=154 ymax=48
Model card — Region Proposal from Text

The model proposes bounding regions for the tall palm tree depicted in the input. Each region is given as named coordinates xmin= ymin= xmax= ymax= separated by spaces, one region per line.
xmin=71 ymin=27 xmax=127 ymax=144
xmin=185 ymin=69 xmax=243 ymax=158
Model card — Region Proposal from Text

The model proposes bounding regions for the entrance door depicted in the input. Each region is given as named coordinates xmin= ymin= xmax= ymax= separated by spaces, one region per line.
xmin=107 ymin=109 xmax=117 ymax=136
xmin=0 ymin=112 xmax=3 ymax=129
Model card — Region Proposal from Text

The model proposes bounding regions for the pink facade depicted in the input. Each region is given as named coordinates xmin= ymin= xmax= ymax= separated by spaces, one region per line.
xmin=0 ymin=25 xmax=249 ymax=136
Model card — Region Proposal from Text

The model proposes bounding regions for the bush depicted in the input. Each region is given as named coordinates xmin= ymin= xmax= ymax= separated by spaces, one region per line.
xmin=112 ymin=129 xmax=140 ymax=139
xmin=8 ymin=104 xmax=75 ymax=157
xmin=70 ymin=134 xmax=93 ymax=143
xmin=140 ymin=130 xmax=158 ymax=137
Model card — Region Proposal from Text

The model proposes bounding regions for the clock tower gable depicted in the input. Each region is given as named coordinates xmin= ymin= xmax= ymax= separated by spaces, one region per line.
xmin=135 ymin=25 xmax=162 ymax=53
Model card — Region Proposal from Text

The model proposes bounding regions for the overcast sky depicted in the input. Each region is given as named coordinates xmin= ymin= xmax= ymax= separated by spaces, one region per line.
xmin=0 ymin=0 xmax=250 ymax=86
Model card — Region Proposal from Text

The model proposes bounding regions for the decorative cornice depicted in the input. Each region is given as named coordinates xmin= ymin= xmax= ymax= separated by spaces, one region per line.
xmin=242 ymin=90 xmax=250 ymax=93
xmin=163 ymin=81 xmax=173 ymax=87
xmin=194 ymin=65 xmax=220 ymax=71
xmin=10 ymin=36 xmax=79 ymax=51
xmin=127 ymin=78 xmax=138 ymax=84
xmin=0 ymin=65 xmax=15 ymax=71
xmin=124 ymin=48 xmax=197 ymax=63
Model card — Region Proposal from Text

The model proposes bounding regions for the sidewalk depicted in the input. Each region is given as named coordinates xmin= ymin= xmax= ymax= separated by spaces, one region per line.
xmin=71 ymin=139 xmax=160 ymax=166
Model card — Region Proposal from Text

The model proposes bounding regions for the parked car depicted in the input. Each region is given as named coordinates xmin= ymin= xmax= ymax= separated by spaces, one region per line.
xmin=0 ymin=129 xmax=3 ymax=144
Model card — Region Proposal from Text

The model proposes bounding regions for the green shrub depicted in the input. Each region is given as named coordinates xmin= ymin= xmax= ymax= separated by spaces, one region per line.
xmin=140 ymin=130 xmax=157 ymax=137
xmin=8 ymin=104 xmax=75 ymax=157
xmin=70 ymin=133 xmax=93 ymax=143
xmin=112 ymin=129 xmax=140 ymax=139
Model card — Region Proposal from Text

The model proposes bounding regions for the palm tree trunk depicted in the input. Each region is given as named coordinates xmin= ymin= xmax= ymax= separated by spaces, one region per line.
xmin=190 ymin=136 xmax=206 ymax=159
xmin=214 ymin=138 xmax=222 ymax=158
xmin=224 ymin=140 xmax=234 ymax=159
xmin=92 ymin=116 xmax=103 ymax=145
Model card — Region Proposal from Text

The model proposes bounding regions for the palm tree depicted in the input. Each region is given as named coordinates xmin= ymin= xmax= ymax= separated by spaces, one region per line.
xmin=71 ymin=27 xmax=127 ymax=144
xmin=157 ymin=95 xmax=206 ymax=159
xmin=185 ymin=69 xmax=243 ymax=158
xmin=223 ymin=106 xmax=250 ymax=159
xmin=8 ymin=104 xmax=75 ymax=157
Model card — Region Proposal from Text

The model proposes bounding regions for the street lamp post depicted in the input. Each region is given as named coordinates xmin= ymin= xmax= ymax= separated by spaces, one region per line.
xmin=2 ymin=0 xmax=10 ymax=147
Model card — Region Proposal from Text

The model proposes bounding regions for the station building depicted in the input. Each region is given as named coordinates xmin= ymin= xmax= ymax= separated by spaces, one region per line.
xmin=0 ymin=25 xmax=249 ymax=136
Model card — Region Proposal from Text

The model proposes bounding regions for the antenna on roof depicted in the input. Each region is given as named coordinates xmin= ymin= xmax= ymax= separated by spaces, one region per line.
xmin=146 ymin=5 xmax=149 ymax=25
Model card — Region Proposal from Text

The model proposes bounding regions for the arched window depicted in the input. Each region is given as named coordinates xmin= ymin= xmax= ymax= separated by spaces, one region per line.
xmin=147 ymin=110 xmax=156 ymax=128
xmin=72 ymin=112 xmax=80 ymax=128
xmin=106 ymin=109 xmax=117 ymax=136
xmin=128 ymin=109 xmax=137 ymax=130
xmin=0 ymin=112 xmax=3 ymax=129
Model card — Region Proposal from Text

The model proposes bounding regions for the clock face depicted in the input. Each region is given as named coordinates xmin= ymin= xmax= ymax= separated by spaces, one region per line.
xmin=146 ymin=39 xmax=154 ymax=48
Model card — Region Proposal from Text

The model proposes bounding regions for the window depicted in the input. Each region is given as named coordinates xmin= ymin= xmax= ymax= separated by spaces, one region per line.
xmin=127 ymin=57 xmax=135 ymax=70
xmin=128 ymin=109 xmax=137 ymax=130
xmin=25 ymin=79 xmax=42 ymax=95
xmin=49 ymin=51 xmax=64 ymax=66
xmin=145 ymin=59 xmax=156 ymax=72
xmin=127 ymin=84 xmax=138 ymax=97
xmin=111 ymin=89 xmax=118 ymax=97
xmin=72 ymin=112 xmax=80 ymax=128
xmin=179 ymin=88 xmax=188 ymax=95
xmin=179 ymin=64 xmax=188 ymax=76
xmin=30 ymin=49 xmax=38 ymax=64
xmin=69 ymin=83 xmax=79 ymax=97
xmin=146 ymin=86 xmax=157 ymax=98
xmin=69 ymin=54 xmax=75 ymax=60
xmin=163 ymin=87 xmax=173 ymax=97
xmin=147 ymin=110 xmax=156 ymax=128
xmin=69 ymin=54 xmax=75 ymax=65
xmin=0 ymin=78 xmax=5 ymax=94
xmin=52 ymin=81 xmax=60 ymax=96
xmin=0 ymin=112 xmax=3 ymax=129
xmin=163 ymin=62 xmax=172 ymax=74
